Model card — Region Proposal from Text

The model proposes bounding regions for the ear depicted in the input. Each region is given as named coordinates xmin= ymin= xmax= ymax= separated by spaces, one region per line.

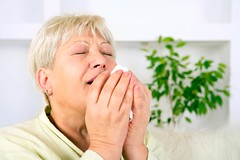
xmin=37 ymin=68 xmax=52 ymax=94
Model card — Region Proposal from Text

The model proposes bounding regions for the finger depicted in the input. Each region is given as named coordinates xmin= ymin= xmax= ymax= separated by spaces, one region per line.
xmin=143 ymin=85 xmax=152 ymax=104
xmin=97 ymin=70 xmax=124 ymax=107
xmin=132 ymin=83 xmax=151 ymax=121
xmin=133 ymin=83 xmax=143 ymax=103
xmin=131 ymin=75 xmax=151 ymax=114
xmin=119 ymin=74 xmax=136 ymax=120
xmin=133 ymin=85 xmax=150 ymax=110
xmin=132 ymin=74 xmax=151 ymax=105
xmin=107 ymin=71 xmax=132 ymax=111
xmin=131 ymin=75 xmax=144 ymax=100
xmin=87 ymin=71 xmax=110 ymax=105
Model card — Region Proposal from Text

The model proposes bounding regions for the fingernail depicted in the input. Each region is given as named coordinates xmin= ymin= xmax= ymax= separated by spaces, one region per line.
xmin=123 ymin=71 xmax=131 ymax=77
xmin=130 ymin=75 xmax=136 ymax=84
xmin=116 ymin=70 xmax=123 ymax=74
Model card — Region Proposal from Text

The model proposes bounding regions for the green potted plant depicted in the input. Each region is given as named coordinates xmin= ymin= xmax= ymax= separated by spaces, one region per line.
xmin=141 ymin=36 xmax=230 ymax=127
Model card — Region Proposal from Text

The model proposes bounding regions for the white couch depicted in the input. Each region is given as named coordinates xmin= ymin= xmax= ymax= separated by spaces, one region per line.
xmin=148 ymin=125 xmax=240 ymax=160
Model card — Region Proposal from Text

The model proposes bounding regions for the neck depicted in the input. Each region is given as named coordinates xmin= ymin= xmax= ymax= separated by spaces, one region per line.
xmin=49 ymin=109 xmax=90 ymax=151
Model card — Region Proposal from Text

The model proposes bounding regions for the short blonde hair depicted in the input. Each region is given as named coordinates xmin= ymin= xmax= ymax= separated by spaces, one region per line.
xmin=28 ymin=14 xmax=115 ymax=103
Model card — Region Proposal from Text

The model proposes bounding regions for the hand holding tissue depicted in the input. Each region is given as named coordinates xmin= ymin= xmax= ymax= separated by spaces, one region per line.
xmin=111 ymin=64 xmax=134 ymax=122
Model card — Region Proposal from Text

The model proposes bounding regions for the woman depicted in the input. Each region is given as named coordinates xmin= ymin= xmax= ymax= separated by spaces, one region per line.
xmin=0 ymin=14 xmax=167 ymax=159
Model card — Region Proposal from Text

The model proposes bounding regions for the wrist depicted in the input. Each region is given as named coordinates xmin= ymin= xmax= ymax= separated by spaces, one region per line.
xmin=123 ymin=144 xmax=148 ymax=160
xmin=89 ymin=142 xmax=122 ymax=160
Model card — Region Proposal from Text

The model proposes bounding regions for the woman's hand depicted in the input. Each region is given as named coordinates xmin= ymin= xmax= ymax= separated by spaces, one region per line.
xmin=85 ymin=70 xmax=134 ymax=160
xmin=123 ymin=74 xmax=151 ymax=160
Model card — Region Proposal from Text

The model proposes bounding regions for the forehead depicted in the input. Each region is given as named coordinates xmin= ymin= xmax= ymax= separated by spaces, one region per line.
xmin=62 ymin=32 xmax=110 ymax=47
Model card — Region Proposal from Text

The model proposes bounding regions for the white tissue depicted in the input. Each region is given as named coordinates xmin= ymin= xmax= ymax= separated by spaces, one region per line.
xmin=111 ymin=64 xmax=129 ymax=74
xmin=129 ymin=110 xmax=133 ymax=122
xmin=111 ymin=64 xmax=133 ymax=122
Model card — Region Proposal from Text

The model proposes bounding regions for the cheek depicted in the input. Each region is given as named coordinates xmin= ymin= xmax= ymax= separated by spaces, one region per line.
xmin=51 ymin=65 xmax=87 ymax=105
xmin=52 ymin=62 xmax=85 ymax=90
xmin=107 ymin=59 xmax=117 ymax=71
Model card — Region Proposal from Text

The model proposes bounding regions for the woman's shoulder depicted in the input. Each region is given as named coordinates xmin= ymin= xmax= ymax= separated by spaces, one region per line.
xmin=0 ymin=107 xmax=50 ymax=139
xmin=0 ymin=118 xmax=40 ymax=142
xmin=0 ymin=118 xmax=68 ymax=159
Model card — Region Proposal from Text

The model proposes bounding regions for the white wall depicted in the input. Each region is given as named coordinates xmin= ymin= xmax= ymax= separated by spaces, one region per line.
xmin=0 ymin=0 xmax=239 ymax=129
xmin=0 ymin=40 xmax=43 ymax=127
xmin=229 ymin=0 xmax=240 ymax=127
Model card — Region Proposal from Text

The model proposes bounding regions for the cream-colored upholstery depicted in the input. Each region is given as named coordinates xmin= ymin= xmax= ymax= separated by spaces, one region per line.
xmin=148 ymin=125 xmax=240 ymax=160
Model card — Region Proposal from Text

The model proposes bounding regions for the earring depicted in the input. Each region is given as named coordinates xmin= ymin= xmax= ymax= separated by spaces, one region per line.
xmin=45 ymin=89 xmax=52 ymax=97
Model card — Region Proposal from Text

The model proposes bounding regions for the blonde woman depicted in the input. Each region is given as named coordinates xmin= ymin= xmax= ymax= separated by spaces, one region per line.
xmin=0 ymin=14 xmax=167 ymax=160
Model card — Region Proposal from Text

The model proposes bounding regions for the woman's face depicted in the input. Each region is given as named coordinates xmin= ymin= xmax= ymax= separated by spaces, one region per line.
xmin=48 ymin=33 xmax=116 ymax=116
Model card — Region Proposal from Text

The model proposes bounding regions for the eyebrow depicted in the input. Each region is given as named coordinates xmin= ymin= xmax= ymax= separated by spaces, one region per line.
xmin=72 ymin=41 xmax=110 ymax=45
xmin=73 ymin=41 xmax=88 ymax=45
xmin=99 ymin=41 xmax=111 ymax=45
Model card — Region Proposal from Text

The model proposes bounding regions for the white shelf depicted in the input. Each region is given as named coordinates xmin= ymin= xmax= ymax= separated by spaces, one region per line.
xmin=0 ymin=0 xmax=232 ymax=42
xmin=0 ymin=23 xmax=232 ymax=42
xmin=110 ymin=23 xmax=232 ymax=42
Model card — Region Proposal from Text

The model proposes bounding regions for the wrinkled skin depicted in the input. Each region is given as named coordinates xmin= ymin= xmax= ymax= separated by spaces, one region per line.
xmin=37 ymin=33 xmax=151 ymax=160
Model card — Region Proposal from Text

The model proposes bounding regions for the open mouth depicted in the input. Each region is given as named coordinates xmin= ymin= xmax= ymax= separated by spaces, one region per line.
xmin=87 ymin=81 xmax=93 ymax=85
xmin=87 ymin=72 xmax=102 ymax=85
xmin=87 ymin=76 xmax=97 ymax=85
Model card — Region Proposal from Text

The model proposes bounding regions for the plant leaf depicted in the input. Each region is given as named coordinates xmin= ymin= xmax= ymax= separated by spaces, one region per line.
xmin=163 ymin=37 xmax=174 ymax=43
xmin=151 ymin=49 xmax=158 ymax=56
xmin=176 ymin=40 xmax=186 ymax=47
xmin=167 ymin=117 xmax=172 ymax=124
xmin=203 ymin=60 xmax=213 ymax=69
xmin=155 ymin=64 xmax=166 ymax=75
xmin=158 ymin=36 xmax=162 ymax=43
xmin=140 ymin=48 xmax=149 ymax=53
xmin=214 ymin=71 xmax=223 ymax=79
xmin=219 ymin=63 xmax=226 ymax=68
xmin=218 ymin=67 xmax=225 ymax=73
xmin=216 ymin=96 xmax=223 ymax=106
xmin=223 ymin=90 xmax=230 ymax=97
xmin=185 ymin=117 xmax=192 ymax=123
xmin=157 ymin=118 xmax=162 ymax=126
xmin=198 ymin=101 xmax=207 ymax=115
xmin=181 ymin=55 xmax=190 ymax=61
xmin=166 ymin=44 xmax=173 ymax=51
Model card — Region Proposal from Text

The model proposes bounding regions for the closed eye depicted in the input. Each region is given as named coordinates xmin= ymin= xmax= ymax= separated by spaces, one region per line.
xmin=102 ymin=52 xmax=113 ymax=56
xmin=75 ymin=52 xmax=87 ymax=55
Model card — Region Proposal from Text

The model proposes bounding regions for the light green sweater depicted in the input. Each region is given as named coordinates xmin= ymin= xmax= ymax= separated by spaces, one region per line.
xmin=0 ymin=107 xmax=168 ymax=160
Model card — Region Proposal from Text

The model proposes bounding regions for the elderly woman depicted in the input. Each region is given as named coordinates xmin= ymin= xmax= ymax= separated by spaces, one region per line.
xmin=0 ymin=14 xmax=167 ymax=159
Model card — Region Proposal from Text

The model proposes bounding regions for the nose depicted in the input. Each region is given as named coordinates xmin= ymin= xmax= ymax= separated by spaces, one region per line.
xmin=89 ymin=52 xmax=107 ymax=70
xmin=93 ymin=63 xmax=106 ymax=69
